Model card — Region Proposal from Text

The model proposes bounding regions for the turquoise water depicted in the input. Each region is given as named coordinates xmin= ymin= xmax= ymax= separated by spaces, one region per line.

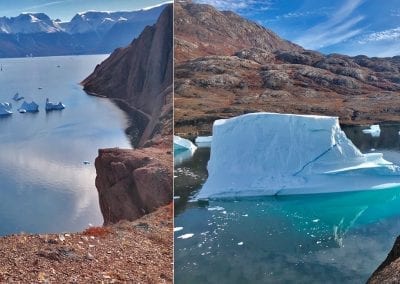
xmin=174 ymin=125 xmax=400 ymax=283
xmin=0 ymin=55 xmax=132 ymax=236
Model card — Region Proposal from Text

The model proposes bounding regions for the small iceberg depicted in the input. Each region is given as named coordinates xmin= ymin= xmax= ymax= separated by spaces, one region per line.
xmin=12 ymin=93 xmax=24 ymax=101
xmin=45 ymin=98 xmax=65 ymax=111
xmin=198 ymin=113 xmax=400 ymax=199
xmin=19 ymin=101 xmax=39 ymax=113
xmin=362 ymin=125 xmax=381 ymax=137
xmin=174 ymin=135 xmax=197 ymax=165
xmin=195 ymin=136 xmax=212 ymax=148
xmin=0 ymin=102 xmax=12 ymax=116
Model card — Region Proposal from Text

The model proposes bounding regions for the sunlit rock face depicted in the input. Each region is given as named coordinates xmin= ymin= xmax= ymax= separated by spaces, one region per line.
xmin=198 ymin=112 xmax=400 ymax=199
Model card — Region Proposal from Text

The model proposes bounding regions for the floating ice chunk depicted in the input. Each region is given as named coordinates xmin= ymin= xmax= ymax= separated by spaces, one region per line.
xmin=207 ymin=206 xmax=225 ymax=211
xmin=174 ymin=135 xmax=197 ymax=153
xmin=174 ymin=227 xmax=183 ymax=232
xmin=174 ymin=135 xmax=197 ymax=165
xmin=0 ymin=102 xmax=12 ymax=115
xmin=362 ymin=125 xmax=381 ymax=137
xmin=45 ymin=98 xmax=65 ymax=111
xmin=19 ymin=101 xmax=39 ymax=112
xmin=83 ymin=161 xmax=90 ymax=165
xmin=238 ymin=242 xmax=244 ymax=246
xmin=195 ymin=136 xmax=212 ymax=148
xmin=198 ymin=112 xmax=400 ymax=198
xmin=12 ymin=93 xmax=24 ymax=101
xmin=177 ymin=233 xmax=194 ymax=239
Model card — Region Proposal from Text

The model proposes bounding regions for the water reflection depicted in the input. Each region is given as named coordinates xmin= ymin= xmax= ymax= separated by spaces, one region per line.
xmin=0 ymin=55 xmax=131 ymax=235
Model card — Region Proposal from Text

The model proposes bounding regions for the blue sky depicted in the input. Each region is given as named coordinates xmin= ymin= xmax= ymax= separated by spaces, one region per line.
xmin=0 ymin=0 xmax=172 ymax=21
xmin=196 ymin=0 xmax=400 ymax=57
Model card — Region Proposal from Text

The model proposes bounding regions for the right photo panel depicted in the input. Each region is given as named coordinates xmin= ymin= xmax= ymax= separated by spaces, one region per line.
xmin=174 ymin=0 xmax=400 ymax=283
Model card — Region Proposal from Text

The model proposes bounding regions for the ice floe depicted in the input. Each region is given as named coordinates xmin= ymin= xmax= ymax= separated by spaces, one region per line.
xmin=19 ymin=101 xmax=39 ymax=113
xmin=362 ymin=125 xmax=381 ymax=137
xmin=177 ymin=233 xmax=194 ymax=239
xmin=0 ymin=102 xmax=12 ymax=115
xmin=195 ymin=136 xmax=212 ymax=148
xmin=45 ymin=98 xmax=65 ymax=111
xmin=198 ymin=112 xmax=400 ymax=198
xmin=174 ymin=135 xmax=197 ymax=165
xmin=12 ymin=93 xmax=24 ymax=101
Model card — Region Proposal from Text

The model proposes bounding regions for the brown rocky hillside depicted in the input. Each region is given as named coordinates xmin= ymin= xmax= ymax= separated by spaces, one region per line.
xmin=174 ymin=1 xmax=400 ymax=137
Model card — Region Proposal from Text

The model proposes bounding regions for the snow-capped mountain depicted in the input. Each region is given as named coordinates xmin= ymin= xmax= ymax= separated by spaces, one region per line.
xmin=0 ymin=3 xmax=168 ymax=57
xmin=0 ymin=13 xmax=63 ymax=34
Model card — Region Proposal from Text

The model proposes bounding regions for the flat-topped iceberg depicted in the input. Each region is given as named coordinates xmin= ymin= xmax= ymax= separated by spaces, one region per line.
xmin=198 ymin=113 xmax=400 ymax=199
xmin=45 ymin=98 xmax=65 ymax=111
xmin=0 ymin=102 xmax=12 ymax=115
xmin=19 ymin=101 xmax=39 ymax=113
xmin=195 ymin=136 xmax=212 ymax=148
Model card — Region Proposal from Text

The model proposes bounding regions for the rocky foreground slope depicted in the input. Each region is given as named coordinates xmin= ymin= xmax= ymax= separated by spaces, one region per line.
xmin=174 ymin=1 xmax=400 ymax=136
xmin=0 ymin=205 xmax=172 ymax=283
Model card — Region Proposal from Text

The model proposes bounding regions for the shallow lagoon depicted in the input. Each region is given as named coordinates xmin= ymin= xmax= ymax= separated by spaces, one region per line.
xmin=174 ymin=124 xmax=400 ymax=283
xmin=0 ymin=55 xmax=132 ymax=236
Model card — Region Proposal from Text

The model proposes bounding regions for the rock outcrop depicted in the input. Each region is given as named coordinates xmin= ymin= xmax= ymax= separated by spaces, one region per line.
xmin=83 ymin=4 xmax=173 ymax=147
xmin=368 ymin=236 xmax=400 ymax=283
xmin=95 ymin=148 xmax=172 ymax=225
xmin=174 ymin=1 xmax=400 ymax=136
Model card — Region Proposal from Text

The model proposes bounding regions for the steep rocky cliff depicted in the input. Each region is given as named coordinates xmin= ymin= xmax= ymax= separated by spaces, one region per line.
xmin=83 ymin=4 xmax=173 ymax=147
xmin=174 ymin=1 xmax=400 ymax=136
xmin=82 ymin=5 xmax=173 ymax=225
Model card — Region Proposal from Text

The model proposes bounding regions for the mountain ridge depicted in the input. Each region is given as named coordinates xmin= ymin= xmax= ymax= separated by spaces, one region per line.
xmin=174 ymin=1 xmax=400 ymax=137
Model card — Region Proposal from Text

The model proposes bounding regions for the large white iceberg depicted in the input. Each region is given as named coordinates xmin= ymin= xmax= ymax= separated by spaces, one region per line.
xmin=0 ymin=102 xmax=12 ymax=115
xmin=19 ymin=101 xmax=39 ymax=113
xmin=198 ymin=113 xmax=400 ymax=198
xmin=45 ymin=98 xmax=65 ymax=111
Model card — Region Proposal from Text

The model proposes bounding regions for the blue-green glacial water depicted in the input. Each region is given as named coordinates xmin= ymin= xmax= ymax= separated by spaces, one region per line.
xmin=0 ymin=55 xmax=132 ymax=236
xmin=174 ymin=125 xmax=400 ymax=283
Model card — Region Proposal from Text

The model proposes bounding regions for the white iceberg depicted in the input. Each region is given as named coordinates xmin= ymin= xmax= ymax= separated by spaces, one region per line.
xmin=18 ymin=101 xmax=39 ymax=113
xmin=12 ymin=93 xmax=24 ymax=101
xmin=174 ymin=135 xmax=197 ymax=153
xmin=45 ymin=98 xmax=65 ymax=111
xmin=198 ymin=113 xmax=400 ymax=199
xmin=362 ymin=124 xmax=381 ymax=137
xmin=195 ymin=136 xmax=212 ymax=148
xmin=0 ymin=102 xmax=12 ymax=115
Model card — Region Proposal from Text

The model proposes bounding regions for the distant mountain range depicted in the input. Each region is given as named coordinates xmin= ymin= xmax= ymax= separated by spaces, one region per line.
xmin=0 ymin=3 xmax=168 ymax=58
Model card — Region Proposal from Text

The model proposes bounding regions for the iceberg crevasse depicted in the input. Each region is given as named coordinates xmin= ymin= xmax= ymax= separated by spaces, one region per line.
xmin=198 ymin=113 xmax=400 ymax=198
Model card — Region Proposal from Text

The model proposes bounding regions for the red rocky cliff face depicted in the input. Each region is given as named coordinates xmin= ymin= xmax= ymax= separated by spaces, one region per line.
xmin=95 ymin=148 xmax=172 ymax=225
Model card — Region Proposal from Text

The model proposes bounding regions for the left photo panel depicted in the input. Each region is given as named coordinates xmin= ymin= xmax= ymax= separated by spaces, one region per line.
xmin=0 ymin=1 xmax=173 ymax=282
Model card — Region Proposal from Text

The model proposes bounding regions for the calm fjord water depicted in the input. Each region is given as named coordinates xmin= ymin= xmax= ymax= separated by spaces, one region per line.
xmin=174 ymin=125 xmax=400 ymax=283
xmin=0 ymin=55 xmax=131 ymax=236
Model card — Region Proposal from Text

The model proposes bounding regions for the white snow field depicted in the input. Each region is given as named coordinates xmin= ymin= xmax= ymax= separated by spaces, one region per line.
xmin=198 ymin=113 xmax=400 ymax=199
